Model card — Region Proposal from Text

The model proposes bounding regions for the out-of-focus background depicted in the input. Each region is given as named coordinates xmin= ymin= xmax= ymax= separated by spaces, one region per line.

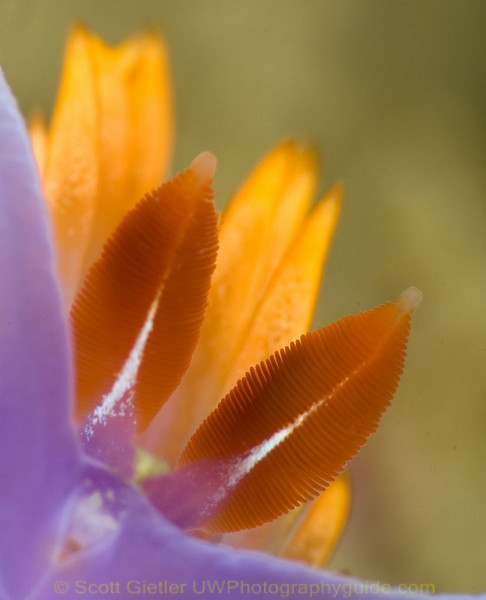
xmin=2 ymin=0 xmax=484 ymax=592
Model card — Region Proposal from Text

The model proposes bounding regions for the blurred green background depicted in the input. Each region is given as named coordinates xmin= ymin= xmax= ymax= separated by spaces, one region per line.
xmin=1 ymin=0 xmax=484 ymax=593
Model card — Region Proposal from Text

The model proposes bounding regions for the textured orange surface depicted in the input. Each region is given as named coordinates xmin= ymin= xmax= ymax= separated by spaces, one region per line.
xmin=179 ymin=290 xmax=419 ymax=533
xmin=72 ymin=155 xmax=218 ymax=432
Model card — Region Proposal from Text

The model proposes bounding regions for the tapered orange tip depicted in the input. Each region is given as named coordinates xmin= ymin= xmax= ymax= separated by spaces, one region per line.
xmin=398 ymin=286 xmax=422 ymax=314
xmin=190 ymin=152 xmax=217 ymax=185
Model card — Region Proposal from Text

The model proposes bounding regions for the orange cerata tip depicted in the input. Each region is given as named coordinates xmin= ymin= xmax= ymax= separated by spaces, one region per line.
xmin=35 ymin=25 xmax=173 ymax=307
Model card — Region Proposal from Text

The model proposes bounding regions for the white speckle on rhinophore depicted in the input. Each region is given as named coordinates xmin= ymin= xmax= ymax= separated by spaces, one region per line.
xmin=206 ymin=386 xmax=340 ymax=513
xmin=84 ymin=290 xmax=161 ymax=438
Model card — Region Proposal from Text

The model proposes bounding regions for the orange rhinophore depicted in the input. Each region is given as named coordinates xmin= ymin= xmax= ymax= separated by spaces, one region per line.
xmin=71 ymin=153 xmax=218 ymax=432
xmin=177 ymin=287 xmax=422 ymax=533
